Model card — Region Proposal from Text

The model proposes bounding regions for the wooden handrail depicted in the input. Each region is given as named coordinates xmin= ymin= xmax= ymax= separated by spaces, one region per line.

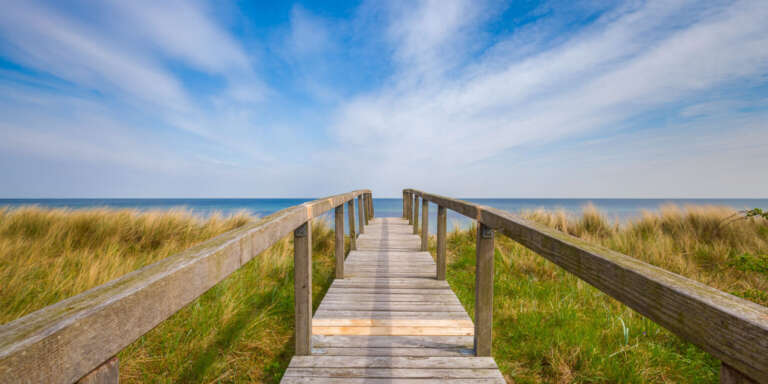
xmin=0 ymin=190 xmax=371 ymax=384
xmin=405 ymin=188 xmax=768 ymax=384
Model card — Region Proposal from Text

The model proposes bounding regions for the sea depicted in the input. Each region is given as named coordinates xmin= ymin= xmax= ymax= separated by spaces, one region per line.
xmin=1 ymin=198 xmax=767 ymax=232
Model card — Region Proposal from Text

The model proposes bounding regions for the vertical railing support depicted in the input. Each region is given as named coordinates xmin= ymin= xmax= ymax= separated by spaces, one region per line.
xmin=402 ymin=191 xmax=407 ymax=218
xmin=368 ymin=193 xmax=374 ymax=220
xmin=293 ymin=221 xmax=312 ymax=355
xmin=721 ymin=363 xmax=757 ymax=384
xmin=362 ymin=195 xmax=369 ymax=226
xmin=407 ymin=193 xmax=413 ymax=224
xmin=77 ymin=356 xmax=118 ymax=384
xmin=413 ymin=195 xmax=420 ymax=234
xmin=421 ymin=198 xmax=429 ymax=251
xmin=474 ymin=222 xmax=494 ymax=356
xmin=357 ymin=197 xmax=365 ymax=234
xmin=436 ymin=205 xmax=447 ymax=280
xmin=335 ymin=205 xmax=344 ymax=279
xmin=347 ymin=200 xmax=356 ymax=251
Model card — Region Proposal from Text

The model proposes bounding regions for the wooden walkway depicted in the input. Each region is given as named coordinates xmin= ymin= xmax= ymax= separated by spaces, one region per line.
xmin=282 ymin=217 xmax=505 ymax=383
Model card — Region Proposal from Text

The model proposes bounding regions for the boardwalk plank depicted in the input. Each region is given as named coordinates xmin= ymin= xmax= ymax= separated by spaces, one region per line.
xmin=281 ymin=217 xmax=504 ymax=383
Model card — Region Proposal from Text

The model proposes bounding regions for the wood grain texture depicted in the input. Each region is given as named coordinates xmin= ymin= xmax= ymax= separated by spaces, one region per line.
xmin=405 ymin=188 xmax=768 ymax=382
xmin=437 ymin=205 xmax=447 ymax=281
xmin=421 ymin=199 xmax=429 ymax=252
xmin=284 ymin=217 xmax=504 ymax=383
xmin=412 ymin=196 xmax=419 ymax=235
xmin=357 ymin=197 xmax=365 ymax=235
xmin=294 ymin=222 xmax=313 ymax=355
xmin=474 ymin=223 xmax=494 ymax=357
xmin=335 ymin=205 xmax=344 ymax=279
xmin=347 ymin=200 xmax=356 ymax=251
xmin=0 ymin=189 xmax=370 ymax=384
xmin=76 ymin=357 xmax=118 ymax=384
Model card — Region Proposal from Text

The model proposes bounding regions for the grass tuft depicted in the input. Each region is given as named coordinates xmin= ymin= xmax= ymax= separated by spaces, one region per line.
xmin=438 ymin=204 xmax=768 ymax=383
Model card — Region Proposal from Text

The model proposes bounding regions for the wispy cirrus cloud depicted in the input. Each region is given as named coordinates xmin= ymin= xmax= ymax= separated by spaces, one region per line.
xmin=0 ymin=0 xmax=766 ymax=197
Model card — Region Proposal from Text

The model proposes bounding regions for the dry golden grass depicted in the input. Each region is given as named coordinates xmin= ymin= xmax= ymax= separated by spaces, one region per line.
xmin=0 ymin=206 xmax=250 ymax=324
xmin=0 ymin=206 xmax=338 ymax=383
xmin=522 ymin=203 xmax=768 ymax=305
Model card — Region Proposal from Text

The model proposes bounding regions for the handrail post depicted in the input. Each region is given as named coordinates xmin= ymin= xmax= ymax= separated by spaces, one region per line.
xmin=421 ymin=198 xmax=429 ymax=251
xmin=294 ymin=221 xmax=312 ymax=355
xmin=362 ymin=195 xmax=369 ymax=226
xmin=368 ymin=193 xmax=374 ymax=219
xmin=335 ymin=205 xmax=344 ymax=279
xmin=402 ymin=191 xmax=407 ymax=218
xmin=357 ymin=197 xmax=365 ymax=234
xmin=721 ymin=363 xmax=757 ymax=384
xmin=347 ymin=200 xmax=356 ymax=251
xmin=475 ymin=222 xmax=494 ymax=356
xmin=413 ymin=195 xmax=420 ymax=234
xmin=436 ymin=205 xmax=447 ymax=280
xmin=77 ymin=356 xmax=118 ymax=384
xmin=407 ymin=192 xmax=413 ymax=224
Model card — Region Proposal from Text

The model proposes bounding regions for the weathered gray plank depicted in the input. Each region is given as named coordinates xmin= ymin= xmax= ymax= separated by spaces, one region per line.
xmin=288 ymin=356 xmax=497 ymax=369
xmin=76 ymin=357 xmax=118 ymax=384
xmin=0 ymin=190 xmax=370 ymax=384
xmin=312 ymin=347 xmax=474 ymax=357
xmin=314 ymin=311 xmax=471 ymax=320
xmin=281 ymin=377 xmax=504 ymax=383
xmin=283 ymin=367 xmax=503 ymax=379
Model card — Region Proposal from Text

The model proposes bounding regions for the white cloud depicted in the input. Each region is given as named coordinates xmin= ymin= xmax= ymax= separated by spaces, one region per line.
xmin=330 ymin=0 xmax=768 ymax=190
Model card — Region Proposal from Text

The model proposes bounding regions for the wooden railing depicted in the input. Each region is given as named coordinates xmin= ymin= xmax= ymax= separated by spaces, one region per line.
xmin=0 ymin=190 xmax=374 ymax=384
xmin=403 ymin=189 xmax=768 ymax=384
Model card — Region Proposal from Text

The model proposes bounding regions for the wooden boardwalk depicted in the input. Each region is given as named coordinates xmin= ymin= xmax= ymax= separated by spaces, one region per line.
xmin=281 ymin=217 xmax=505 ymax=383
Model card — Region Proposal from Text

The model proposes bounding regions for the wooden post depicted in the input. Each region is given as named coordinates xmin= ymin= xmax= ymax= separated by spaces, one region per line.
xmin=721 ymin=364 xmax=758 ymax=384
xmin=402 ymin=192 xmax=407 ymax=218
xmin=405 ymin=192 xmax=411 ymax=224
xmin=421 ymin=198 xmax=429 ymax=251
xmin=77 ymin=356 xmax=118 ymax=384
xmin=368 ymin=193 xmax=374 ymax=219
xmin=357 ymin=197 xmax=365 ymax=234
xmin=293 ymin=221 xmax=312 ymax=355
xmin=413 ymin=196 xmax=420 ymax=234
xmin=347 ymin=200 xmax=356 ymax=251
xmin=362 ymin=195 xmax=369 ymax=226
xmin=475 ymin=222 xmax=494 ymax=357
xmin=437 ymin=205 xmax=447 ymax=280
xmin=335 ymin=205 xmax=344 ymax=279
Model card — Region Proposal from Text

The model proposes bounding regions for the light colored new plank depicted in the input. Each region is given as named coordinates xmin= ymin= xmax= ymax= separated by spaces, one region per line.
xmin=312 ymin=347 xmax=474 ymax=357
xmin=313 ymin=311 xmax=471 ymax=320
xmin=312 ymin=318 xmax=473 ymax=328
xmin=311 ymin=335 xmax=474 ymax=348
xmin=311 ymin=326 xmax=474 ymax=336
xmin=288 ymin=356 xmax=497 ymax=369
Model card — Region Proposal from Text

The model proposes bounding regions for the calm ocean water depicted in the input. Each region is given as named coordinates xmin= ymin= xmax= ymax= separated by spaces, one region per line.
xmin=2 ymin=198 xmax=767 ymax=232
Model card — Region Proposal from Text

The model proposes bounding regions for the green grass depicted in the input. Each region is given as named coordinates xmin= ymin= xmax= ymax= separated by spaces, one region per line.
xmin=436 ymin=205 xmax=767 ymax=383
xmin=2 ymin=204 xmax=766 ymax=383
xmin=0 ymin=207 xmax=339 ymax=383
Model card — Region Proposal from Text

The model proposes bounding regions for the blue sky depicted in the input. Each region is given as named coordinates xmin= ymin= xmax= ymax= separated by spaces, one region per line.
xmin=0 ymin=0 xmax=766 ymax=198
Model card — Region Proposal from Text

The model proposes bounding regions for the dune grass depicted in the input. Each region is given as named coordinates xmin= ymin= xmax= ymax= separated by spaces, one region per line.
xmin=436 ymin=204 xmax=768 ymax=383
xmin=0 ymin=206 xmax=338 ymax=383
xmin=1 ymin=204 xmax=766 ymax=383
